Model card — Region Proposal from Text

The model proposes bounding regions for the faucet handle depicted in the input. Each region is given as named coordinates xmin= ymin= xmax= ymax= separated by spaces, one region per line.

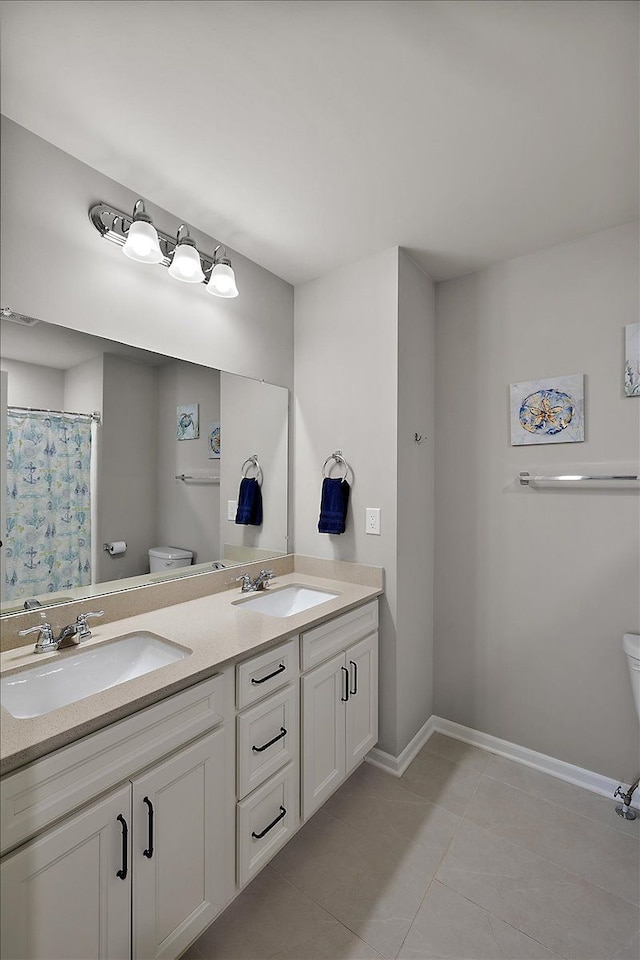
xmin=19 ymin=621 xmax=56 ymax=653
xmin=75 ymin=610 xmax=104 ymax=639
xmin=18 ymin=622 xmax=53 ymax=639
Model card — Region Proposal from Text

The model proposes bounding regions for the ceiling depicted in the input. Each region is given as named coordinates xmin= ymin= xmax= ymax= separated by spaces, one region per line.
xmin=1 ymin=0 xmax=638 ymax=284
xmin=0 ymin=318 xmax=167 ymax=370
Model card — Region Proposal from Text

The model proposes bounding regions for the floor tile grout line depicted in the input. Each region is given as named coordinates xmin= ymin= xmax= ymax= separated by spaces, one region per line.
xmin=433 ymin=876 xmax=569 ymax=960
xmin=455 ymin=801 xmax=640 ymax=910
xmin=393 ymin=874 xmax=437 ymax=959
xmin=266 ymin=865 xmax=391 ymax=959
xmin=390 ymin=747 xmax=486 ymax=959
xmin=481 ymin=768 xmax=640 ymax=843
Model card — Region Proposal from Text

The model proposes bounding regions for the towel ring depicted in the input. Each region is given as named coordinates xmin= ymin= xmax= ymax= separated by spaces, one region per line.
xmin=322 ymin=450 xmax=349 ymax=482
xmin=241 ymin=454 xmax=263 ymax=487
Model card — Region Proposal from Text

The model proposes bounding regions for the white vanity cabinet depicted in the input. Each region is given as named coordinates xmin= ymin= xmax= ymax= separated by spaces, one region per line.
xmin=0 ymin=675 xmax=229 ymax=960
xmin=300 ymin=602 xmax=378 ymax=820
xmin=234 ymin=637 xmax=300 ymax=888
xmin=0 ymin=589 xmax=381 ymax=960
xmin=131 ymin=727 xmax=225 ymax=960
xmin=0 ymin=784 xmax=132 ymax=960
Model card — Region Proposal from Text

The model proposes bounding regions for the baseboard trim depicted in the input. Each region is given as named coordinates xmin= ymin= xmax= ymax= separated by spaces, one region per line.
xmin=367 ymin=715 xmax=638 ymax=806
xmin=366 ymin=715 xmax=436 ymax=777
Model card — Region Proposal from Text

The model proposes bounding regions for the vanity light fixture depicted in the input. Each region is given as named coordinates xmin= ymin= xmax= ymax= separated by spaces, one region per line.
xmin=89 ymin=200 xmax=239 ymax=298
xmin=206 ymin=245 xmax=239 ymax=298
xmin=168 ymin=225 xmax=206 ymax=283
xmin=121 ymin=200 xmax=163 ymax=264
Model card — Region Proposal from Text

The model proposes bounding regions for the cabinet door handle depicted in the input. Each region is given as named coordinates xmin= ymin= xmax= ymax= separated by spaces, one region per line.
xmin=142 ymin=796 xmax=154 ymax=859
xmin=251 ymin=663 xmax=285 ymax=685
xmin=116 ymin=814 xmax=128 ymax=880
xmin=252 ymin=727 xmax=287 ymax=753
xmin=349 ymin=660 xmax=358 ymax=696
xmin=341 ymin=666 xmax=350 ymax=702
xmin=251 ymin=805 xmax=286 ymax=840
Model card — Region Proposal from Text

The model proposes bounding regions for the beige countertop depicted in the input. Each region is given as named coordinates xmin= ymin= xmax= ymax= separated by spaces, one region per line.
xmin=0 ymin=570 xmax=382 ymax=776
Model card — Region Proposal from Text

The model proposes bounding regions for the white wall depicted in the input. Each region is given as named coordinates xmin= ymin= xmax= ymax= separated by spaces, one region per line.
xmin=396 ymin=251 xmax=436 ymax=750
xmin=1 ymin=358 xmax=64 ymax=409
xmin=1 ymin=117 xmax=294 ymax=390
xmin=434 ymin=222 xmax=640 ymax=779
xmin=64 ymin=356 xmax=103 ymax=416
xmin=220 ymin=373 xmax=289 ymax=559
xmin=98 ymin=354 xmax=158 ymax=581
xmin=294 ymin=247 xmax=400 ymax=753
xmin=156 ymin=361 xmax=221 ymax=564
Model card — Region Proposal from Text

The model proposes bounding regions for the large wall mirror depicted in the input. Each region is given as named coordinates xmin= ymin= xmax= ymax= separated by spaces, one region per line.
xmin=0 ymin=316 xmax=289 ymax=615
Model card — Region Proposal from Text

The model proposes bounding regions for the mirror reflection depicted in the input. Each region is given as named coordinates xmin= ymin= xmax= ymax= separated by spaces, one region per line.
xmin=0 ymin=317 xmax=289 ymax=614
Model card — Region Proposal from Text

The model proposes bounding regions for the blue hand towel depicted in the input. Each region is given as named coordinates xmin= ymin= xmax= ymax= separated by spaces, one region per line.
xmin=235 ymin=477 xmax=263 ymax=526
xmin=318 ymin=478 xmax=350 ymax=534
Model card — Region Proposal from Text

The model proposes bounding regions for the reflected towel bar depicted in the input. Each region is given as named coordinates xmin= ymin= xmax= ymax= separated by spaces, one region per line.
xmin=175 ymin=474 xmax=220 ymax=483
xmin=519 ymin=471 xmax=640 ymax=486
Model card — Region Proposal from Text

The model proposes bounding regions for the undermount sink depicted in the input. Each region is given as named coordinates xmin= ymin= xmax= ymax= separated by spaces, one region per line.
xmin=233 ymin=584 xmax=339 ymax=617
xmin=0 ymin=632 xmax=191 ymax=719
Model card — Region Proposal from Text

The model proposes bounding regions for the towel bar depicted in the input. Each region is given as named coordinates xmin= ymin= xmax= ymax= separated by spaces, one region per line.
xmin=322 ymin=450 xmax=350 ymax=481
xmin=241 ymin=455 xmax=263 ymax=486
xmin=519 ymin=471 xmax=640 ymax=486
xmin=175 ymin=474 xmax=220 ymax=483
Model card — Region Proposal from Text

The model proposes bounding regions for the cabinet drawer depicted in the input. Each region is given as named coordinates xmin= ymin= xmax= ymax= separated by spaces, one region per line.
xmin=237 ymin=761 xmax=298 ymax=887
xmin=1 ymin=673 xmax=224 ymax=856
xmin=237 ymin=685 xmax=298 ymax=800
xmin=301 ymin=601 xmax=378 ymax=671
xmin=236 ymin=638 xmax=299 ymax=709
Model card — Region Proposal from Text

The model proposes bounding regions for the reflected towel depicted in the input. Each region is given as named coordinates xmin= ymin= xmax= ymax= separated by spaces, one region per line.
xmin=318 ymin=478 xmax=350 ymax=534
xmin=235 ymin=477 xmax=263 ymax=526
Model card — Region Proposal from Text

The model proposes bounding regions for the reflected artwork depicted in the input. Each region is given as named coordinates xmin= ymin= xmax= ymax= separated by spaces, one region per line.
xmin=177 ymin=403 xmax=199 ymax=440
xmin=625 ymin=323 xmax=640 ymax=397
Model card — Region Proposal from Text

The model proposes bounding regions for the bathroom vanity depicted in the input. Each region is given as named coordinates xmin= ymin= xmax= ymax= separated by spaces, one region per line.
xmin=0 ymin=562 xmax=381 ymax=960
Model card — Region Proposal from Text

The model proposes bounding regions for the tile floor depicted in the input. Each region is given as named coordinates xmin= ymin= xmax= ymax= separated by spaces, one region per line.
xmin=185 ymin=735 xmax=640 ymax=960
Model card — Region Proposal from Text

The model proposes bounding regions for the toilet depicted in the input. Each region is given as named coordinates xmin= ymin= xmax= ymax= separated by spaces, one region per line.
xmin=623 ymin=633 xmax=640 ymax=720
xmin=148 ymin=546 xmax=193 ymax=574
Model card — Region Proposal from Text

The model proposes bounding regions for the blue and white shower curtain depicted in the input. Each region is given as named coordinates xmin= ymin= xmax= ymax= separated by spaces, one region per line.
xmin=5 ymin=411 xmax=92 ymax=601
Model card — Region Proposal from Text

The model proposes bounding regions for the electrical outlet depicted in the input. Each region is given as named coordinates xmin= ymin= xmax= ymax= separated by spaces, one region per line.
xmin=365 ymin=507 xmax=381 ymax=535
xmin=228 ymin=500 xmax=237 ymax=521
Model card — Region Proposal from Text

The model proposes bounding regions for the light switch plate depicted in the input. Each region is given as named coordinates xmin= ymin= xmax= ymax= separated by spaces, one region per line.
xmin=228 ymin=500 xmax=237 ymax=521
xmin=365 ymin=507 xmax=381 ymax=535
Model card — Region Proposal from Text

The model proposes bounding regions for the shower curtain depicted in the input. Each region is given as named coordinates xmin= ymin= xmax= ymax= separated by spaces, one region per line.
xmin=4 ymin=410 xmax=92 ymax=601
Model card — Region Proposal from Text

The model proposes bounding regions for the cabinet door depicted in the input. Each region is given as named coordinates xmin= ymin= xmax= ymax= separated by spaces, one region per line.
xmin=132 ymin=728 xmax=226 ymax=960
xmin=345 ymin=632 xmax=378 ymax=775
xmin=0 ymin=784 xmax=131 ymax=960
xmin=301 ymin=652 xmax=346 ymax=820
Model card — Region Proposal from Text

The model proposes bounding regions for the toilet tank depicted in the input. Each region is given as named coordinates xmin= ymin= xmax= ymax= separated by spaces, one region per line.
xmin=148 ymin=546 xmax=193 ymax=573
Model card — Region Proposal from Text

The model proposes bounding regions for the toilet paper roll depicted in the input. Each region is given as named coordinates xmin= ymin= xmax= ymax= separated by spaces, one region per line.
xmin=107 ymin=541 xmax=127 ymax=556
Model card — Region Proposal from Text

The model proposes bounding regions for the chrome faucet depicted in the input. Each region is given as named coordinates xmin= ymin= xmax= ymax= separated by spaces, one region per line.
xmin=19 ymin=611 xmax=104 ymax=654
xmin=235 ymin=569 xmax=275 ymax=593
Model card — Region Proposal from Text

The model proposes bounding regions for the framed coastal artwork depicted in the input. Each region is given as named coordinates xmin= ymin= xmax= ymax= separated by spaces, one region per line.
xmin=624 ymin=323 xmax=640 ymax=397
xmin=176 ymin=403 xmax=199 ymax=440
xmin=510 ymin=374 xmax=584 ymax=445
xmin=208 ymin=422 xmax=221 ymax=458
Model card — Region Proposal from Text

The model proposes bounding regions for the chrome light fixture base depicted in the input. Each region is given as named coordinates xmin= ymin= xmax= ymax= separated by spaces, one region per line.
xmin=89 ymin=201 xmax=238 ymax=296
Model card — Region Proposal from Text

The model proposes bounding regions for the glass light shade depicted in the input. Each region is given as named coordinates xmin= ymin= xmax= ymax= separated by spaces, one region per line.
xmin=168 ymin=242 xmax=205 ymax=283
xmin=122 ymin=220 xmax=163 ymax=263
xmin=206 ymin=261 xmax=239 ymax=298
